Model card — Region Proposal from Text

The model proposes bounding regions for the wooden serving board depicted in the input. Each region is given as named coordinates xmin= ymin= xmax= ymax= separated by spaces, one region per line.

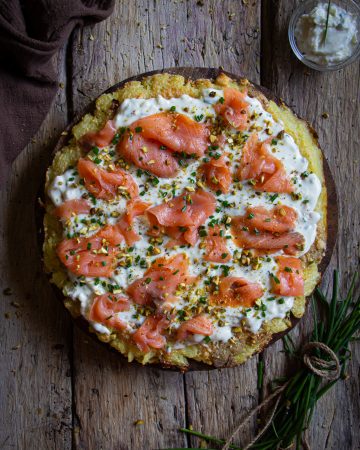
xmin=41 ymin=67 xmax=338 ymax=371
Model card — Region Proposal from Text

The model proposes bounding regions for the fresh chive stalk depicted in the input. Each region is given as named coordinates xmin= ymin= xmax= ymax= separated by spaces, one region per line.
xmin=323 ymin=0 xmax=331 ymax=44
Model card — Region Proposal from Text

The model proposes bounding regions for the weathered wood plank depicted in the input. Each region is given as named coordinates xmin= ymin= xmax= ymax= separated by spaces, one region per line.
xmin=69 ymin=2 xmax=192 ymax=449
xmin=72 ymin=336 xmax=186 ymax=449
xmin=261 ymin=1 xmax=360 ymax=449
xmin=182 ymin=1 xmax=262 ymax=448
xmin=0 ymin=45 xmax=72 ymax=449
xmin=2 ymin=1 xmax=357 ymax=449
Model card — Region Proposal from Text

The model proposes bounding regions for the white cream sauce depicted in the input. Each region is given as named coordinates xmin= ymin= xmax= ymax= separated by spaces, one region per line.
xmin=48 ymin=88 xmax=322 ymax=348
xmin=295 ymin=2 xmax=358 ymax=65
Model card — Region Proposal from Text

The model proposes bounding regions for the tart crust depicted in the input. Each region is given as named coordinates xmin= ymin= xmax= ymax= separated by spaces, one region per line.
xmin=43 ymin=73 xmax=327 ymax=369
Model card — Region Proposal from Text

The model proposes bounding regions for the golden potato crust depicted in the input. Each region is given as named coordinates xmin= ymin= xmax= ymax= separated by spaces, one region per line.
xmin=43 ymin=72 xmax=327 ymax=370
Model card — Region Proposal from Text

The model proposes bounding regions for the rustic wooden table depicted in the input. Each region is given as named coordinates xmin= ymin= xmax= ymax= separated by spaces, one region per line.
xmin=1 ymin=1 xmax=359 ymax=449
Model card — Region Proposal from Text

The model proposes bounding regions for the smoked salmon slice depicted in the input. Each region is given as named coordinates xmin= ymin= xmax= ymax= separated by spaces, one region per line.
xmin=238 ymin=205 xmax=298 ymax=233
xmin=237 ymin=133 xmax=293 ymax=193
xmin=132 ymin=112 xmax=209 ymax=157
xmin=115 ymin=198 xmax=151 ymax=246
xmin=231 ymin=205 xmax=304 ymax=255
xmin=199 ymin=152 xmax=232 ymax=194
xmin=53 ymin=199 xmax=91 ymax=219
xmin=80 ymin=120 xmax=117 ymax=149
xmin=203 ymin=225 xmax=231 ymax=263
xmin=127 ymin=254 xmax=192 ymax=306
xmin=117 ymin=112 xmax=210 ymax=177
xmin=132 ymin=315 xmax=170 ymax=353
xmin=214 ymin=88 xmax=249 ymax=131
xmin=78 ymin=158 xmax=138 ymax=200
xmin=57 ymin=199 xmax=149 ymax=277
xmin=57 ymin=223 xmax=125 ymax=277
xmin=176 ymin=315 xmax=213 ymax=341
xmin=231 ymin=230 xmax=304 ymax=255
xmin=149 ymin=253 xmax=190 ymax=274
xmin=210 ymin=277 xmax=263 ymax=307
xmin=117 ymin=129 xmax=180 ymax=178
xmin=147 ymin=190 xmax=216 ymax=246
xmin=271 ymin=256 xmax=304 ymax=297
xmin=89 ymin=293 xmax=130 ymax=331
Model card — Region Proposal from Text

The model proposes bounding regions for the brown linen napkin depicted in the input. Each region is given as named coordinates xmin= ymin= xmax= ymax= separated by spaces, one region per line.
xmin=0 ymin=0 xmax=114 ymax=188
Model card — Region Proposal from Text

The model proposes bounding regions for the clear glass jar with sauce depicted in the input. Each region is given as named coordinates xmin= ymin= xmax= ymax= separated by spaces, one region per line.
xmin=288 ymin=0 xmax=360 ymax=71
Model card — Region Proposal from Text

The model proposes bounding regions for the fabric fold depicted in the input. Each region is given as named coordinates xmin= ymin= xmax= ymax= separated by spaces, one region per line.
xmin=0 ymin=0 xmax=115 ymax=187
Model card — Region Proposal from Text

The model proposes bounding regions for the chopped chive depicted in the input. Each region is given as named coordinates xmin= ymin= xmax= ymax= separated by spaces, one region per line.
xmin=270 ymin=273 xmax=280 ymax=284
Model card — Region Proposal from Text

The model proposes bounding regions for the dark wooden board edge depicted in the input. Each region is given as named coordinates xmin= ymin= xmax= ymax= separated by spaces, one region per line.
xmin=36 ymin=67 xmax=338 ymax=372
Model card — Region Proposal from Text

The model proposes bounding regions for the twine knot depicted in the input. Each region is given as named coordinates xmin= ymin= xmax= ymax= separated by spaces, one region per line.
xmin=221 ymin=341 xmax=340 ymax=450
xmin=302 ymin=342 xmax=340 ymax=380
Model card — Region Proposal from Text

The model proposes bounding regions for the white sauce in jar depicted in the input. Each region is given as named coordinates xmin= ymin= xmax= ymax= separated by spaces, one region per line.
xmin=48 ymin=88 xmax=322 ymax=347
xmin=295 ymin=2 xmax=358 ymax=65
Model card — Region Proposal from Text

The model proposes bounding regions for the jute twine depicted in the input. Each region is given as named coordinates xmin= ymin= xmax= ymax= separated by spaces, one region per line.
xmin=302 ymin=342 xmax=340 ymax=381
xmin=221 ymin=341 xmax=341 ymax=450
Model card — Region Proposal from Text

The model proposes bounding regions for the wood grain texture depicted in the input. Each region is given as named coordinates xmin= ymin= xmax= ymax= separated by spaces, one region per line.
xmin=260 ymin=1 xmax=360 ymax=449
xmin=1 ymin=0 xmax=359 ymax=449
xmin=0 ymin=46 xmax=73 ymax=450
xmin=69 ymin=2 xmax=189 ymax=449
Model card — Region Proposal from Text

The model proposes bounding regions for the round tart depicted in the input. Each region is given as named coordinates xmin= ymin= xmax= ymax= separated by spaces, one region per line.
xmin=43 ymin=72 xmax=328 ymax=369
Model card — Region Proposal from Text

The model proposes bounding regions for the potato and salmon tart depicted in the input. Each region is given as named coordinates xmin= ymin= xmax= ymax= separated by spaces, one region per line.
xmin=43 ymin=73 xmax=327 ymax=369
